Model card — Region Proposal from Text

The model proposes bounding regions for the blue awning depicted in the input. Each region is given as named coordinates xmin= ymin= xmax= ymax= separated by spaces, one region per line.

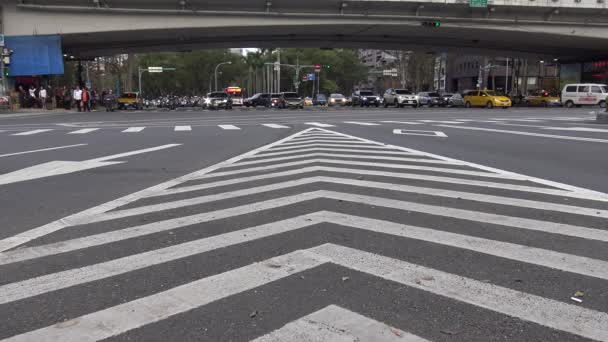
xmin=4 ymin=34 xmax=65 ymax=76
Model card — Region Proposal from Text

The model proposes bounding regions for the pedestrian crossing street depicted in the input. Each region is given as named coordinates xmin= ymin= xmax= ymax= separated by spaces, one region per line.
xmin=0 ymin=116 xmax=597 ymax=136
xmin=1 ymin=128 xmax=607 ymax=341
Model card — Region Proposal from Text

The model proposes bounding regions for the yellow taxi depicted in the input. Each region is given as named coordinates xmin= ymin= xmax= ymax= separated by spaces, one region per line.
xmin=525 ymin=91 xmax=561 ymax=107
xmin=464 ymin=90 xmax=512 ymax=109
xmin=303 ymin=97 xmax=313 ymax=106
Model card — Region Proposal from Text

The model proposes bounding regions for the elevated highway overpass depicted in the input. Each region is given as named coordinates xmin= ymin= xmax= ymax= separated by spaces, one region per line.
xmin=1 ymin=0 xmax=608 ymax=59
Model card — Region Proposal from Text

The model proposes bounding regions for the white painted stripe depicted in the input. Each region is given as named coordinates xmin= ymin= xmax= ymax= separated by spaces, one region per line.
xmin=226 ymin=153 xmax=459 ymax=167
xmin=289 ymin=136 xmax=359 ymax=142
xmin=0 ymin=128 xmax=317 ymax=252
xmin=320 ymin=191 xmax=608 ymax=242
xmin=380 ymin=120 xmax=425 ymax=125
xmin=4 ymin=209 xmax=607 ymax=306
xmin=12 ymin=129 xmax=53 ymax=136
xmin=267 ymin=143 xmax=395 ymax=151
xmin=174 ymin=126 xmax=192 ymax=131
xmin=218 ymin=124 xmax=241 ymax=130
xmin=122 ymin=127 xmax=145 ymax=133
xmin=279 ymin=139 xmax=373 ymax=146
xmin=90 ymin=144 xmax=181 ymax=163
xmin=343 ymin=121 xmax=381 ymax=126
xmin=416 ymin=120 xmax=464 ymax=124
xmin=0 ymin=144 xmax=87 ymax=158
xmin=67 ymin=128 xmax=99 ymax=134
xmin=151 ymin=166 xmax=578 ymax=201
xmin=249 ymin=148 xmax=419 ymax=158
xmin=115 ymin=176 xmax=607 ymax=223
xmin=436 ymin=125 xmax=608 ymax=144
xmin=1 ymin=250 xmax=328 ymax=342
xmin=305 ymin=122 xmax=335 ymax=127
xmin=312 ymin=244 xmax=608 ymax=342
xmin=194 ymin=159 xmax=518 ymax=181
xmin=253 ymin=305 xmax=429 ymax=342
xmin=313 ymin=128 xmax=608 ymax=197
xmin=262 ymin=123 xmax=289 ymax=129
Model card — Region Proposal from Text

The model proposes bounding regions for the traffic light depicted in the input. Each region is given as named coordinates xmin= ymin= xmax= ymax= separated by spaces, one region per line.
xmin=422 ymin=21 xmax=441 ymax=28
xmin=322 ymin=64 xmax=331 ymax=69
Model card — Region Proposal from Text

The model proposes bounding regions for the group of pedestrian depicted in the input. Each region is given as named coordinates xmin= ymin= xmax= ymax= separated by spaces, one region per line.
xmin=54 ymin=85 xmax=99 ymax=111
xmin=18 ymin=85 xmax=51 ymax=109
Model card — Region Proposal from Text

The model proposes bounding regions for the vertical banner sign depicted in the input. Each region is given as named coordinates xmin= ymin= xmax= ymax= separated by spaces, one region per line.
xmin=314 ymin=64 xmax=321 ymax=72
xmin=0 ymin=34 xmax=4 ymax=47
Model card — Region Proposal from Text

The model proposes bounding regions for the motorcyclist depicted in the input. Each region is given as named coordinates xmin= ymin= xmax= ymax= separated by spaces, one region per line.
xmin=103 ymin=89 xmax=117 ymax=112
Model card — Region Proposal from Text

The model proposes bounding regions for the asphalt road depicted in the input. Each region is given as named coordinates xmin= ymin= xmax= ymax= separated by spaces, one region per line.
xmin=0 ymin=106 xmax=607 ymax=341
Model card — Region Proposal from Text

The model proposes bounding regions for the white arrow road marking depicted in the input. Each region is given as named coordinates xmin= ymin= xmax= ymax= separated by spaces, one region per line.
xmin=174 ymin=126 xmax=192 ymax=131
xmin=0 ymin=144 xmax=181 ymax=186
xmin=5 ymin=244 xmax=607 ymax=342
xmin=67 ymin=128 xmax=100 ymax=134
xmin=0 ymin=144 xmax=87 ymax=158
xmin=262 ymin=123 xmax=289 ymax=128
xmin=253 ymin=305 xmax=428 ymax=342
xmin=12 ymin=129 xmax=53 ymax=136
xmin=437 ymin=125 xmax=608 ymax=143
xmin=122 ymin=127 xmax=145 ymax=133
xmin=218 ymin=124 xmax=241 ymax=130
xmin=226 ymin=153 xmax=459 ymax=167
xmin=248 ymin=147 xmax=419 ymax=158
xmin=305 ymin=122 xmax=335 ymax=127
xmin=394 ymin=129 xmax=448 ymax=137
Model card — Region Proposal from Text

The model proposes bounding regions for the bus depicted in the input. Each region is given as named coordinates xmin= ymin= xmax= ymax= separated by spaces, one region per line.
xmin=226 ymin=86 xmax=243 ymax=106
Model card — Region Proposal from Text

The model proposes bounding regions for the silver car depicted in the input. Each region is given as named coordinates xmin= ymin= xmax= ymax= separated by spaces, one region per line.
xmin=383 ymin=89 xmax=419 ymax=108
xmin=446 ymin=93 xmax=465 ymax=107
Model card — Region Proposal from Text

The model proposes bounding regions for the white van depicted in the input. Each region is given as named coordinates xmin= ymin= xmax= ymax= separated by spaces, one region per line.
xmin=561 ymin=83 xmax=608 ymax=108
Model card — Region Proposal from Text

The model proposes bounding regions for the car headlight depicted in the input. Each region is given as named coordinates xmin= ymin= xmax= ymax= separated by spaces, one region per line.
xmin=204 ymin=99 xmax=211 ymax=104
xmin=330 ymin=98 xmax=335 ymax=102
xmin=222 ymin=99 xmax=227 ymax=103
xmin=362 ymin=97 xmax=367 ymax=100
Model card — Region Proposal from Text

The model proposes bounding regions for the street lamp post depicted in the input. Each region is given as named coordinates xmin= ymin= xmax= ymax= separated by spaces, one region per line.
xmin=215 ymin=61 xmax=232 ymax=91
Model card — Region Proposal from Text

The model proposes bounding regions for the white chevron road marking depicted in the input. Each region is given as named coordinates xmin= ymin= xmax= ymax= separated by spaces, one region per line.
xmin=5 ymin=244 xmax=607 ymax=342
xmin=252 ymin=305 xmax=428 ymax=342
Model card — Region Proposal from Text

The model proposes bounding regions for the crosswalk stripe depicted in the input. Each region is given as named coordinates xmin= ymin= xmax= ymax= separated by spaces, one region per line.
xmin=253 ymin=305 xmax=428 ymax=342
xmin=227 ymin=153 xmax=460 ymax=167
xmin=122 ymin=127 xmax=145 ymax=133
xmin=267 ymin=143 xmax=397 ymax=151
xmin=218 ymin=124 xmax=241 ymax=130
xmin=279 ymin=139 xmax=373 ymax=146
xmin=12 ymin=129 xmax=53 ymax=136
xmin=343 ymin=121 xmax=381 ymax=126
xmin=289 ymin=136 xmax=357 ymax=142
xmin=67 ymin=128 xmax=99 ymax=134
xmin=174 ymin=126 xmax=192 ymax=131
xmin=312 ymin=244 xmax=608 ymax=342
xmin=305 ymin=122 xmax=335 ymax=127
xmin=2 ymin=250 xmax=327 ymax=342
xmin=262 ymin=123 xmax=289 ymax=129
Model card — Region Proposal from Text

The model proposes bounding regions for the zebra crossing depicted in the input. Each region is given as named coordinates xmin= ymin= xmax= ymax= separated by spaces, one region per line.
xmin=1 ymin=127 xmax=606 ymax=341
xmin=0 ymin=115 xmax=597 ymax=137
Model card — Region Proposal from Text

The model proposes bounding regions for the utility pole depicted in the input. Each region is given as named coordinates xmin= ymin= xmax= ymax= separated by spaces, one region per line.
xmin=505 ymin=58 xmax=510 ymax=95
xmin=276 ymin=48 xmax=281 ymax=93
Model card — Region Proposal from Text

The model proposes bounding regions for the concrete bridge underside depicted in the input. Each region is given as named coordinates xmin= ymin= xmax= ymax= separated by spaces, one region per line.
xmin=2 ymin=1 xmax=608 ymax=60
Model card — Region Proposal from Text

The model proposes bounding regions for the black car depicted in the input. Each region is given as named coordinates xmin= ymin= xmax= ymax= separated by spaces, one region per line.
xmin=278 ymin=92 xmax=304 ymax=109
xmin=205 ymin=92 xmax=232 ymax=109
xmin=313 ymin=94 xmax=328 ymax=106
xmin=351 ymin=90 xmax=380 ymax=107
xmin=243 ymin=93 xmax=270 ymax=107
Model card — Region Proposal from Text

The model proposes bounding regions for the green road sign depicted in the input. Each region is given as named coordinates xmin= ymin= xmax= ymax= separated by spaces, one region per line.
xmin=469 ymin=0 xmax=488 ymax=7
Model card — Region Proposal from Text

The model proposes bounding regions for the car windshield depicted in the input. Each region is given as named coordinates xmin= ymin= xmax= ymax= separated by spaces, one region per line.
xmin=395 ymin=90 xmax=412 ymax=95
xmin=359 ymin=91 xmax=373 ymax=96
xmin=602 ymin=85 xmax=608 ymax=93
xmin=330 ymin=94 xmax=345 ymax=98
xmin=208 ymin=92 xmax=227 ymax=98
xmin=120 ymin=93 xmax=137 ymax=98
xmin=443 ymin=94 xmax=454 ymax=97
xmin=271 ymin=94 xmax=281 ymax=98
xmin=283 ymin=93 xmax=299 ymax=98
xmin=428 ymin=93 xmax=440 ymax=97
xmin=316 ymin=95 xmax=327 ymax=100
xmin=483 ymin=91 xmax=497 ymax=96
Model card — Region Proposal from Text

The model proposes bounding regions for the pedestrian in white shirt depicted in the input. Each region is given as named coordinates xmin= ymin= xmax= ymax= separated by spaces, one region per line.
xmin=73 ymin=86 xmax=83 ymax=112
xmin=39 ymin=87 xmax=48 ymax=110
